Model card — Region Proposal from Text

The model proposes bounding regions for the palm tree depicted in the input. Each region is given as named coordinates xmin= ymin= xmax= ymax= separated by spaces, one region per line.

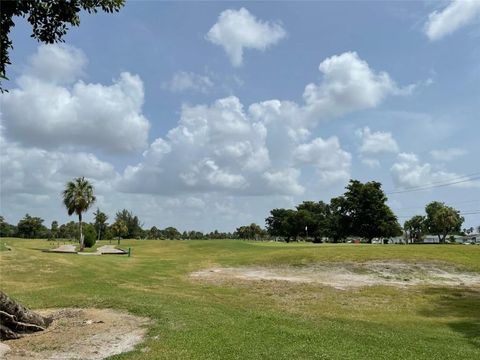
xmin=93 ymin=208 xmax=108 ymax=241
xmin=62 ymin=177 xmax=96 ymax=251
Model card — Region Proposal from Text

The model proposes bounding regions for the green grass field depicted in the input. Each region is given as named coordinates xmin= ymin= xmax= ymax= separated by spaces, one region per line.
xmin=1 ymin=238 xmax=479 ymax=359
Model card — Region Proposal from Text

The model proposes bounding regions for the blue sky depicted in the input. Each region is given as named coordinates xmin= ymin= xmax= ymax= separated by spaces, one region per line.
xmin=1 ymin=1 xmax=479 ymax=231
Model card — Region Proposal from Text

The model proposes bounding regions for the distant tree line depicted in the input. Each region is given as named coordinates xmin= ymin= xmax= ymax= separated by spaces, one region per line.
xmin=1 ymin=179 xmax=475 ymax=244
xmin=0 ymin=211 xmax=260 ymax=242
xmin=266 ymin=180 xmax=402 ymax=243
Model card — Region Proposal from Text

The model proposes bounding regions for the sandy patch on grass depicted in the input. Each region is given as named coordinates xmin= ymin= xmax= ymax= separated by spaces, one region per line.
xmin=191 ymin=261 xmax=480 ymax=290
xmin=1 ymin=308 xmax=151 ymax=360
xmin=45 ymin=244 xmax=77 ymax=253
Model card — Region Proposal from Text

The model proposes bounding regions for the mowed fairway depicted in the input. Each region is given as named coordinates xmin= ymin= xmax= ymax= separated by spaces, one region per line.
xmin=1 ymin=239 xmax=479 ymax=360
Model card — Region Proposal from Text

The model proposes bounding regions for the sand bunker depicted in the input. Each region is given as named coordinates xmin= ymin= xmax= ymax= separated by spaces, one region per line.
xmin=191 ymin=261 xmax=480 ymax=290
xmin=96 ymin=245 xmax=127 ymax=255
xmin=45 ymin=245 xmax=127 ymax=255
xmin=1 ymin=308 xmax=151 ymax=360
xmin=45 ymin=244 xmax=77 ymax=253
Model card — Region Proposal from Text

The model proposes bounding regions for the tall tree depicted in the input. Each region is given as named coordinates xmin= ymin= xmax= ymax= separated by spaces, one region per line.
xmin=425 ymin=201 xmax=464 ymax=243
xmin=342 ymin=180 xmax=402 ymax=242
xmin=296 ymin=201 xmax=330 ymax=242
xmin=50 ymin=220 xmax=59 ymax=240
xmin=62 ymin=177 xmax=96 ymax=250
xmin=235 ymin=223 xmax=264 ymax=240
xmin=404 ymin=215 xmax=426 ymax=244
xmin=93 ymin=208 xmax=108 ymax=240
xmin=110 ymin=219 xmax=128 ymax=244
xmin=163 ymin=227 xmax=181 ymax=240
xmin=266 ymin=208 xmax=298 ymax=242
xmin=148 ymin=226 xmax=161 ymax=240
xmin=0 ymin=0 xmax=124 ymax=91
xmin=58 ymin=221 xmax=79 ymax=240
xmin=325 ymin=196 xmax=350 ymax=243
xmin=188 ymin=230 xmax=204 ymax=240
xmin=115 ymin=209 xmax=142 ymax=239
xmin=17 ymin=214 xmax=45 ymax=238
xmin=0 ymin=216 xmax=16 ymax=237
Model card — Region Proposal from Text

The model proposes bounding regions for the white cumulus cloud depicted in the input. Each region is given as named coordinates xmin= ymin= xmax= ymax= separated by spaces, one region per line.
xmin=162 ymin=71 xmax=214 ymax=93
xmin=390 ymin=152 xmax=478 ymax=189
xmin=119 ymin=51 xmax=410 ymax=197
xmin=0 ymin=44 xmax=150 ymax=154
xmin=356 ymin=127 xmax=399 ymax=154
xmin=262 ymin=169 xmax=304 ymax=196
xmin=302 ymin=52 xmax=411 ymax=123
xmin=1 ymin=45 xmax=411 ymax=208
xmin=425 ymin=0 xmax=480 ymax=41
xmin=0 ymin=129 xmax=118 ymax=197
xmin=206 ymin=8 xmax=286 ymax=66
xmin=294 ymin=137 xmax=351 ymax=184
xmin=120 ymin=96 xmax=271 ymax=195
xmin=26 ymin=43 xmax=87 ymax=85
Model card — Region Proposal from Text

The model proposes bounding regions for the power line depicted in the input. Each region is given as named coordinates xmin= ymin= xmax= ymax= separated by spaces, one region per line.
xmin=387 ymin=172 xmax=480 ymax=195
xmin=459 ymin=211 xmax=480 ymax=216
xmin=391 ymin=199 xmax=480 ymax=211
xmin=408 ymin=171 xmax=480 ymax=186
xmin=389 ymin=176 xmax=480 ymax=194
xmin=396 ymin=210 xmax=480 ymax=219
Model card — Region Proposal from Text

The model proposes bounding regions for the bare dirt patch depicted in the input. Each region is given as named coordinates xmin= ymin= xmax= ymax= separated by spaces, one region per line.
xmin=191 ymin=261 xmax=480 ymax=290
xmin=1 ymin=308 xmax=151 ymax=360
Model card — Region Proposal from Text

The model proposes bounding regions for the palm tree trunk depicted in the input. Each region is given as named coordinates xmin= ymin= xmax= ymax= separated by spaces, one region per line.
xmin=79 ymin=213 xmax=84 ymax=251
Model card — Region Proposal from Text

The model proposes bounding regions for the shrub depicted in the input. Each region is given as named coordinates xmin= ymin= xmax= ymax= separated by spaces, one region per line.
xmin=83 ymin=224 xmax=97 ymax=248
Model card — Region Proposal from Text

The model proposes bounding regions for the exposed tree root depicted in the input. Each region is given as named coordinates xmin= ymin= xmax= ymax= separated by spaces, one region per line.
xmin=0 ymin=291 xmax=51 ymax=340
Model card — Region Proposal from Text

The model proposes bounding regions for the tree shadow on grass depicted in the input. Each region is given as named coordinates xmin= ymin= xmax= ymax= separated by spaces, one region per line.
xmin=419 ymin=287 xmax=480 ymax=348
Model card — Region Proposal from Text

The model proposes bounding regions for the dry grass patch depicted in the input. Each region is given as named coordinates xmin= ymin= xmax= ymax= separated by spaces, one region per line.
xmin=191 ymin=260 xmax=480 ymax=290
xmin=2 ymin=308 xmax=151 ymax=360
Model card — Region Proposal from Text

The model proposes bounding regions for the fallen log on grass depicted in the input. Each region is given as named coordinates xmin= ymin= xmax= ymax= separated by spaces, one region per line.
xmin=0 ymin=291 xmax=52 ymax=340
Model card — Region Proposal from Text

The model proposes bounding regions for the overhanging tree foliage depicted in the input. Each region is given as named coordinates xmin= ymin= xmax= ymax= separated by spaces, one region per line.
xmin=0 ymin=0 xmax=125 ymax=91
